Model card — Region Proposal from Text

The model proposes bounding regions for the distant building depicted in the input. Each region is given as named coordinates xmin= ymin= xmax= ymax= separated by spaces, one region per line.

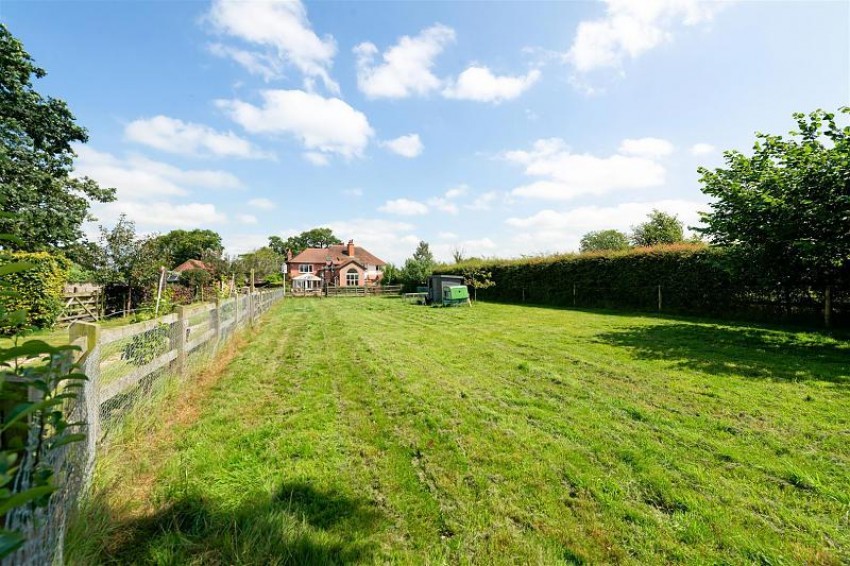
xmin=287 ymin=240 xmax=386 ymax=292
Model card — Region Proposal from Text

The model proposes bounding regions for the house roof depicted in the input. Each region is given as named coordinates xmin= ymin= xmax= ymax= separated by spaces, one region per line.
xmin=291 ymin=273 xmax=322 ymax=281
xmin=173 ymin=259 xmax=210 ymax=272
xmin=290 ymin=244 xmax=386 ymax=266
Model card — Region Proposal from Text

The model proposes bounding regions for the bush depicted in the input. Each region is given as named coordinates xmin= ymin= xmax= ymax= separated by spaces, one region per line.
xmin=435 ymin=244 xmax=850 ymax=324
xmin=0 ymin=252 xmax=70 ymax=331
xmin=121 ymin=323 xmax=170 ymax=366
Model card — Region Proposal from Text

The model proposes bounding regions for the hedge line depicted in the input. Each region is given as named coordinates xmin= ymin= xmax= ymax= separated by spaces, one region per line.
xmin=1 ymin=251 xmax=70 ymax=330
xmin=436 ymin=245 xmax=849 ymax=325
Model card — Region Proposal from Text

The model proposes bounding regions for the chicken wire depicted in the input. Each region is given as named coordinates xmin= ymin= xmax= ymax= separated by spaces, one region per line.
xmin=3 ymin=289 xmax=285 ymax=566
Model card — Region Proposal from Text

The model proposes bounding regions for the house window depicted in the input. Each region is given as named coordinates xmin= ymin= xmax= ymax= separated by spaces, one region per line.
xmin=346 ymin=268 xmax=359 ymax=287
xmin=299 ymin=264 xmax=313 ymax=273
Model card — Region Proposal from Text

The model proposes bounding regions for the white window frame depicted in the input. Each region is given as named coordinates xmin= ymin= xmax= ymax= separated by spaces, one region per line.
xmin=299 ymin=264 xmax=313 ymax=274
xmin=346 ymin=269 xmax=359 ymax=286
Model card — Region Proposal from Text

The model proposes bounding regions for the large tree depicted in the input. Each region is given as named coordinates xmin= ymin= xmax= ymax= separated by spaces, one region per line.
xmin=630 ymin=210 xmax=684 ymax=247
xmin=698 ymin=107 xmax=850 ymax=325
xmin=401 ymin=241 xmax=435 ymax=286
xmin=272 ymin=228 xmax=342 ymax=256
xmin=154 ymin=229 xmax=223 ymax=267
xmin=580 ymin=229 xmax=630 ymax=253
xmin=0 ymin=24 xmax=115 ymax=251
xmin=233 ymin=246 xmax=285 ymax=280
xmin=94 ymin=215 xmax=165 ymax=312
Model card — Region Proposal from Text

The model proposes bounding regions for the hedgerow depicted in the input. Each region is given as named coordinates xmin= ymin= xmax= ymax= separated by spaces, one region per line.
xmin=0 ymin=252 xmax=70 ymax=331
xmin=436 ymin=244 xmax=849 ymax=324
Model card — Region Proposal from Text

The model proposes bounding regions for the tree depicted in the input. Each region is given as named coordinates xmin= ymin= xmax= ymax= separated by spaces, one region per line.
xmin=451 ymin=247 xmax=466 ymax=264
xmin=179 ymin=268 xmax=212 ymax=300
xmin=381 ymin=262 xmax=399 ymax=285
xmin=580 ymin=230 xmax=630 ymax=253
xmin=0 ymin=25 xmax=115 ymax=252
xmin=630 ymin=210 xmax=684 ymax=247
xmin=275 ymin=228 xmax=342 ymax=256
xmin=233 ymin=247 xmax=285 ymax=280
xmin=462 ymin=267 xmax=495 ymax=302
xmin=400 ymin=241 xmax=435 ymax=287
xmin=698 ymin=107 xmax=850 ymax=326
xmin=94 ymin=215 xmax=164 ymax=312
xmin=154 ymin=229 xmax=223 ymax=267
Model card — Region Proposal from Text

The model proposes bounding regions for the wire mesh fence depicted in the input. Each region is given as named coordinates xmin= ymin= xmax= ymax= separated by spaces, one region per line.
xmin=3 ymin=288 xmax=285 ymax=566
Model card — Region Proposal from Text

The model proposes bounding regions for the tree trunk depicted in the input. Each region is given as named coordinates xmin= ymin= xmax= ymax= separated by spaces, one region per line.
xmin=824 ymin=286 xmax=832 ymax=328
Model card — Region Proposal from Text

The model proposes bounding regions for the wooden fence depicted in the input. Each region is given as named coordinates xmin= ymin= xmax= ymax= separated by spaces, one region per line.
xmin=324 ymin=285 xmax=403 ymax=297
xmin=57 ymin=290 xmax=102 ymax=324
xmin=4 ymin=288 xmax=285 ymax=566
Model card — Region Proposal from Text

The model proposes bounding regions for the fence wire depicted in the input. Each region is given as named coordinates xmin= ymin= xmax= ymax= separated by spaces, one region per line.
xmin=3 ymin=289 xmax=285 ymax=566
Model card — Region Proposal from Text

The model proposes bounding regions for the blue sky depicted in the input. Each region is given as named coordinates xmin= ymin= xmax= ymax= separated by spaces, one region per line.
xmin=3 ymin=0 xmax=848 ymax=263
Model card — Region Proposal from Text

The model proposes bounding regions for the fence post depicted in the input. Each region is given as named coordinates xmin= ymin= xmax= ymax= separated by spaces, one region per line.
xmin=69 ymin=321 xmax=101 ymax=459
xmin=174 ymin=306 xmax=189 ymax=376
xmin=212 ymin=295 xmax=221 ymax=346
xmin=657 ymin=285 xmax=662 ymax=312
xmin=248 ymin=291 xmax=255 ymax=327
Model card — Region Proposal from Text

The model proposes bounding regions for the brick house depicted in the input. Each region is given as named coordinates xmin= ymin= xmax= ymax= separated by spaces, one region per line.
xmin=287 ymin=240 xmax=386 ymax=292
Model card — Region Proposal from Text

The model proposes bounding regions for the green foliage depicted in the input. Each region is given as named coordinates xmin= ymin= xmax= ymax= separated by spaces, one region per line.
xmin=381 ymin=262 xmax=399 ymax=285
xmin=631 ymin=210 xmax=685 ymax=247
xmin=121 ymin=324 xmax=169 ymax=366
xmin=462 ymin=267 xmax=495 ymax=302
xmin=698 ymin=107 xmax=850 ymax=292
xmin=0 ymin=252 xmax=86 ymax=559
xmin=232 ymin=247 xmax=284 ymax=280
xmin=0 ymin=24 xmax=115 ymax=252
xmin=273 ymin=228 xmax=342 ymax=256
xmin=154 ymin=229 xmax=223 ymax=268
xmin=67 ymin=263 xmax=96 ymax=284
xmin=399 ymin=241 xmax=435 ymax=289
xmin=179 ymin=269 xmax=212 ymax=297
xmin=438 ymin=244 xmax=737 ymax=313
xmin=580 ymin=229 xmax=630 ymax=253
xmin=264 ymin=272 xmax=283 ymax=286
xmin=0 ymin=252 xmax=70 ymax=331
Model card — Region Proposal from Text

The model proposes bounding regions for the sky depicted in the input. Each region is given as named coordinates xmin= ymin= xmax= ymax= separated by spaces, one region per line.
xmin=2 ymin=0 xmax=849 ymax=264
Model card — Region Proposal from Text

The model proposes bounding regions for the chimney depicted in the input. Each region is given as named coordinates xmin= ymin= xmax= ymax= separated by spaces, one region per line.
xmin=286 ymin=249 xmax=293 ymax=261
xmin=347 ymin=239 xmax=355 ymax=257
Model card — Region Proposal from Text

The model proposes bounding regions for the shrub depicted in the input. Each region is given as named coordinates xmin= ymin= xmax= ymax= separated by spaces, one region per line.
xmin=121 ymin=323 xmax=170 ymax=366
xmin=0 ymin=252 xmax=70 ymax=331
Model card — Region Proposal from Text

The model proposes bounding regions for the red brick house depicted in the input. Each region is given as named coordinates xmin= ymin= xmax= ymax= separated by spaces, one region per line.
xmin=287 ymin=240 xmax=385 ymax=292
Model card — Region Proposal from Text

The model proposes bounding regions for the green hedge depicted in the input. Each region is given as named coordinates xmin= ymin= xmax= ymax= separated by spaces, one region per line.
xmin=436 ymin=244 xmax=849 ymax=324
xmin=0 ymin=251 xmax=70 ymax=330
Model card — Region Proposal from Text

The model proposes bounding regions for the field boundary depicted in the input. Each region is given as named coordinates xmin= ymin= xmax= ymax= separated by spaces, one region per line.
xmin=3 ymin=289 xmax=285 ymax=566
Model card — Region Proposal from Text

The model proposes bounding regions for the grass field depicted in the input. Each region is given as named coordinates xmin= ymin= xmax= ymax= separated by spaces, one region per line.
xmin=68 ymin=298 xmax=850 ymax=564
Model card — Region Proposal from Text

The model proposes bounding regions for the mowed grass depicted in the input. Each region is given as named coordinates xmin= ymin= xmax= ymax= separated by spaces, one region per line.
xmin=69 ymin=298 xmax=850 ymax=564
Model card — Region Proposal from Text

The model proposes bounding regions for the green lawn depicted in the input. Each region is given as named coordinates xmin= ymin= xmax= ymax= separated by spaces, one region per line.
xmin=69 ymin=298 xmax=850 ymax=564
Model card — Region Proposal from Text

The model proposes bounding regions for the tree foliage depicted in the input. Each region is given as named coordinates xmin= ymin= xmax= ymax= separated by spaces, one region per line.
xmin=0 ymin=24 xmax=115 ymax=252
xmin=462 ymin=267 xmax=495 ymax=302
xmin=154 ymin=229 xmax=223 ymax=268
xmin=400 ymin=241 xmax=435 ymax=287
xmin=232 ymin=246 xmax=284 ymax=280
xmin=631 ymin=210 xmax=685 ymax=247
xmin=0 ymin=252 xmax=69 ymax=331
xmin=580 ymin=230 xmax=630 ymax=253
xmin=698 ymin=107 xmax=850 ymax=295
xmin=272 ymin=228 xmax=342 ymax=256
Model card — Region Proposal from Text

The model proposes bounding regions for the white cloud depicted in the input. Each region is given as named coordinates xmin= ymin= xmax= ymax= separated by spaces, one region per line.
xmin=73 ymin=146 xmax=242 ymax=200
xmin=225 ymin=233 xmax=273 ymax=256
xmin=504 ymin=138 xmax=666 ymax=201
xmin=324 ymin=218 xmax=418 ymax=263
xmin=427 ymin=197 xmax=457 ymax=215
xmin=354 ymin=24 xmax=455 ymax=99
xmin=381 ymin=134 xmax=424 ymax=158
xmin=342 ymin=188 xmax=364 ymax=197
xmin=443 ymin=66 xmax=541 ymax=103
xmin=431 ymin=238 xmax=498 ymax=262
xmin=125 ymin=115 xmax=271 ymax=159
xmin=466 ymin=191 xmax=500 ymax=211
xmin=303 ymin=151 xmax=330 ymax=166
xmin=567 ymin=0 xmax=730 ymax=74
xmin=378 ymin=198 xmax=429 ymax=216
xmin=505 ymin=199 xmax=706 ymax=253
xmin=618 ymin=137 xmax=674 ymax=158
xmin=217 ymin=89 xmax=374 ymax=159
xmin=691 ymin=142 xmax=716 ymax=156
xmin=205 ymin=0 xmax=339 ymax=92
xmin=236 ymin=213 xmax=258 ymax=224
xmin=248 ymin=197 xmax=276 ymax=210
xmin=98 ymin=201 xmax=227 ymax=229
xmin=438 ymin=231 xmax=458 ymax=240
xmin=444 ymin=185 xmax=469 ymax=199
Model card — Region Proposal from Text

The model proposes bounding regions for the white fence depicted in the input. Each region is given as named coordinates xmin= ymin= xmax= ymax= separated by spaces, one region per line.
xmin=4 ymin=288 xmax=285 ymax=566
